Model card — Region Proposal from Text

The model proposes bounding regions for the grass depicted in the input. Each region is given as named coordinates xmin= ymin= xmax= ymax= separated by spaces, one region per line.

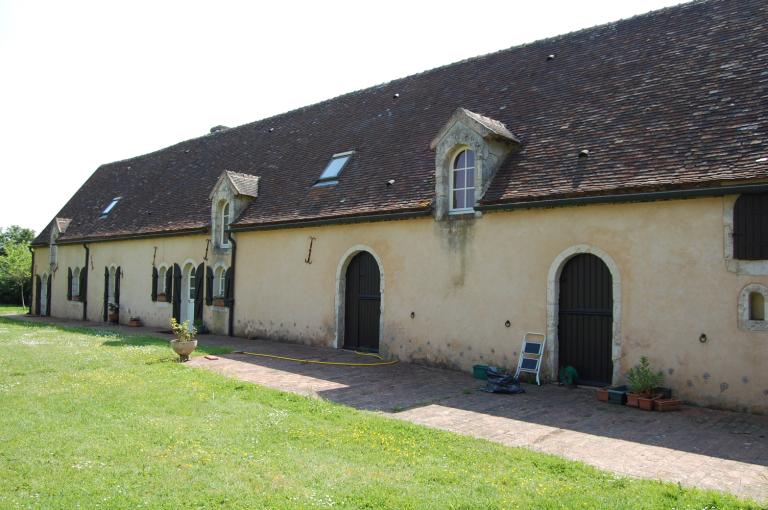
xmin=0 ymin=304 xmax=26 ymax=315
xmin=0 ymin=318 xmax=759 ymax=509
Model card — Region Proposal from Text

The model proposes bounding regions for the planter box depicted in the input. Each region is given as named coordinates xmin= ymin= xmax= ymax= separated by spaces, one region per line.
xmin=108 ymin=312 xmax=119 ymax=323
xmin=607 ymin=385 xmax=628 ymax=405
xmin=596 ymin=388 xmax=609 ymax=402
xmin=655 ymin=398 xmax=682 ymax=412
xmin=638 ymin=393 xmax=662 ymax=411
xmin=473 ymin=364 xmax=489 ymax=380
xmin=212 ymin=298 xmax=226 ymax=307
xmin=627 ymin=392 xmax=640 ymax=407
xmin=157 ymin=294 xmax=168 ymax=303
xmin=128 ymin=319 xmax=142 ymax=327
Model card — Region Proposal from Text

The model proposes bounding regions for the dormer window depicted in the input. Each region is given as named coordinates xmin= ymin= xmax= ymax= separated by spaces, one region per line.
xmin=220 ymin=201 xmax=231 ymax=247
xmin=100 ymin=197 xmax=121 ymax=219
xmin=315 ymin=151 xmax=353 ymax=186
xmin=450 ymin=149 xmax=476 ymax=213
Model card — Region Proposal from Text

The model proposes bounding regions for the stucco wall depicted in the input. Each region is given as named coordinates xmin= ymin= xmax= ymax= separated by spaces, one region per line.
xmin=32 ymin=196 xmax=768 ymax=412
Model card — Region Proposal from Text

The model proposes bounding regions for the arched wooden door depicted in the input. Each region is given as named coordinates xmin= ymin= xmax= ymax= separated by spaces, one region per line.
xmin=344 ymin=252 xmax=381 ymax=352
xmin=558 ymin=253 xmax=613 ymax=386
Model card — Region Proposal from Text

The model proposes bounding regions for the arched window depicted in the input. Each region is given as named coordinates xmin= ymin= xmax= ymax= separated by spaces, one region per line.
xmin=738 ymin=283 xmax=768 ymax=331
xmin=72 ymin=267 xmax=80 ymax=298
xmin=450 ymin=149 xmax=475 ymax=212
xmin=215 ymin=266 xmax=226 ymax=297
xmin=733 ymin=193 xmax=768 ymax=260
xmin=158 ymin=265 xmax=168 ymax=300
xmin=220 ymin=201 xmax=231 ymax=247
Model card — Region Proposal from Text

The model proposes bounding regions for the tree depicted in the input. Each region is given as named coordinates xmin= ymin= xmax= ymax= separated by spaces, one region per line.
xmin=0 ymin=225 xmax=35 ymax=256
xmin=0 ymin=241 xmax=32 ymax=307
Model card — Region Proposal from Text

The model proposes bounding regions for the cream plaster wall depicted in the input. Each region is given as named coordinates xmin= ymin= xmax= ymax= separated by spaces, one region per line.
xmin=233 ymin=196 xmax=767 ymax=413
xmin=34 ymin=235 xmax=231 ymax=334
xmin=32 ymin=196 xmax=768 ymax=412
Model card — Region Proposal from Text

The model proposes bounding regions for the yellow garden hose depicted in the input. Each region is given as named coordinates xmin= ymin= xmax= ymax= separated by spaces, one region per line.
xmin=236 ymin=350 xmax=399 ymax=366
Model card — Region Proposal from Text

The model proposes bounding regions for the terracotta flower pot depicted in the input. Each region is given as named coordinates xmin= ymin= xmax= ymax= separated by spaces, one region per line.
xmin=655 ymin=398 xmax=682 ymax=412
xmin=638 ymin=394 xmax=662 ymax=411
xmin=128 ymin=319 xmax=142 ymax=327
xmin=627 ymin=393 xmax=640 ymax=407
xmin=171 ymin=339 xmax=198 ymax=362
xmin=157 ymin=293 xmax=168 ymax=303
xmin=108 ymin=312 xmax=119 ymax=323
xmin=596 ymin=388 xmax=609 ymax=402
xmin=212 ymin=298 xmax=226 ymax=307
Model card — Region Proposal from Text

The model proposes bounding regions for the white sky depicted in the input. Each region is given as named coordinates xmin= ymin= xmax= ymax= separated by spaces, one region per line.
xmin=0 ymin=0 xmax=686 ymax=235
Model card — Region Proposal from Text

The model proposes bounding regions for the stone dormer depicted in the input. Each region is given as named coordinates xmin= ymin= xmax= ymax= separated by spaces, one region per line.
xmin=209 ymin=171 xmax=260 ymax=249
xmin=430 ymin=108 xmax=520 ymax=219
xmin=48 ymin=217 xmax=71 ymax=269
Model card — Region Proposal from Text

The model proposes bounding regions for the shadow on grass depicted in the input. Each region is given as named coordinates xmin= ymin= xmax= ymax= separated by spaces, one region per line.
xmin=0 ymin=317 xmax=231 ymax=357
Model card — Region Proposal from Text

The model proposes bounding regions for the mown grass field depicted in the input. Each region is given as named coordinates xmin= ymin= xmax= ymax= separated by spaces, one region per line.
xmin=0 ymin=318 xmax=759 ymax=509
xmin=0 ymin=305 xmax=26 ymax=315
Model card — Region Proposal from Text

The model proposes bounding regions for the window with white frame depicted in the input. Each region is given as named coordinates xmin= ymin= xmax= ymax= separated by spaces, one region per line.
xmin=220 ymin=201 xmax=231 ymax=247
xmin=72 ymin=267 xmax=80 ymax=298
xmin=450 ymin=149 xmax=476 ymax=212
xmin=215 ymin=266 xmax=226 ymax=298
xmin=158 ymin=265 xmax=168 ymax=299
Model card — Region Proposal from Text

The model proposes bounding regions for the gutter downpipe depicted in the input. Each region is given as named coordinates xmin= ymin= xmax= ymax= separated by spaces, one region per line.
xmin=28 ymin=247 xmax=34 ymax=315
xmin=82 ymin=244 xmax=89 ymax=321
xmin=227 ymin=231 xmax=237 ymax=337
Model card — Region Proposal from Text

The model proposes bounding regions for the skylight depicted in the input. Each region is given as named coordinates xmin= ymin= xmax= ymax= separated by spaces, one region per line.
xmin=99 ymin=197 xmax=121 ymax=218
xmin=315 ymin=151 xmax=353 ymax=186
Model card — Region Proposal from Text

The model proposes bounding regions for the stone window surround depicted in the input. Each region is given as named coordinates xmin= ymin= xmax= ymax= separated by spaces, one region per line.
xmin=546 ymin=244 xmax=623 ymax=385
xmin=334 ymin=245 xmax=385 ymax=350
xmin=738 ymin=283 xmax=768 ymax=332
xmin=723 ymin=195 xmax=768 ymax=275
xmin=435 ymin=135 xmax=489 ymax=220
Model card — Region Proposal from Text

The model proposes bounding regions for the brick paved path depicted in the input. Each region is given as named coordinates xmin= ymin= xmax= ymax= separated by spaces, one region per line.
xmin=9 ymin=316 xmax=768 ymax=502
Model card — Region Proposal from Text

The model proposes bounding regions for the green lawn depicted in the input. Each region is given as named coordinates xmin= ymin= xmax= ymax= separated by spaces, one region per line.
xmin=0 ymin=319 xmax=758 ymax=509
xmin=0 ymin=304 xmax=26 ymax=315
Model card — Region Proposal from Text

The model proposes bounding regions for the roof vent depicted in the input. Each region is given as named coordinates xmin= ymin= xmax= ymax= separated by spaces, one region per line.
xmin=579 ymin=149 xmax=590 ymax=158
xmin=393 ymin=93 xmax=400 ymax=99
xmin=268 ymin=127 xmax=274 ymax=133
xmin=210 ymin=125 xmax=229 ymax=134
xmin=386 ymin=179 xmax=395 ymax=186
xmin=547 ymin=54 xmax=555 ymax=61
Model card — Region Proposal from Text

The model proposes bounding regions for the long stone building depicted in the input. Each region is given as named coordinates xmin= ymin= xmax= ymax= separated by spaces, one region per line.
xmin=31 ymin=0 xmax=768 ymax=412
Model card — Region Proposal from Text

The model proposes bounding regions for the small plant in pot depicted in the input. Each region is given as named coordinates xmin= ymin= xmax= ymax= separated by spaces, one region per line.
xmin=128 ymin=316 xmax=142 ymax=327
xmin=169 ymin=318 xmax=197 ymax=362
xmin=626 ymin=356 xmax=664 ymax=410
xmin=108 ymin=303 xmax=119 ymax=323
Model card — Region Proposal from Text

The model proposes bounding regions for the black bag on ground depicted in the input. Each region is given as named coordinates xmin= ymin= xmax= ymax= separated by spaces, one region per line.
xmin=481 ymin=367 xmax=525 ymax=394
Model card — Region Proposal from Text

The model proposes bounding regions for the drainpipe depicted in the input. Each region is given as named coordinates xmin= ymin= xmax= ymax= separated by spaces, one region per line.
xmin=227 ymin=231 xmax=237 ymax=337
xmin=28 ymin=247 xmax=34 ymax=315
xmin=82 ymin=244 xmax=89 ymax=321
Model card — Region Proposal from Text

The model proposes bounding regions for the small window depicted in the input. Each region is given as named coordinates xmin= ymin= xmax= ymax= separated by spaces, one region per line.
xmin=220 ymin=202 xmax=231 ymax=247
xmin=450 ymin=149 xmax=476 ymax=212
xmin=750 ymin=292 xmax=765 ymax=321
xmin=100 ymin=197 xmax=122 ymax=219
xmin=315 ymin=152 xmax=353 ymax=186
xmin=72 ymin=267 xmax=80 ymax=297
xmin=215 ymin=267 xmax=226 ymax=297
xmin=733 ymin=193 xmax=768 ymax=260
xmin=188 ymin=267 xmax=196 ymax=300
xmin=158 ymin=267 xmax=166 ymax=291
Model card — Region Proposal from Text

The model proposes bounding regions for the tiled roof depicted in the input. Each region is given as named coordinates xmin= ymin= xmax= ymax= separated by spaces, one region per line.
xmin=225 ymin=171 xmax=260 ymax=198
xmin=34 ymin=0 xmax=768 ymax=245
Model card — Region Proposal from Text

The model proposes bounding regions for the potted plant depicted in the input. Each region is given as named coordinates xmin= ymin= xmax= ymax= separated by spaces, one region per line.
xmin=157 ymin=292 xmax=168 ymax=303
xmin=169 ymin=318 xmax=197 ymax=362
xmin=212 ymin=296 xmax=226 ymax=307
xmin=108 ymin=303 xmax=119 ymax=323
xmin=626 ymin=356 xmax=664 ymax=410
xmin=128 ymin=316 xmax=142 ymax=327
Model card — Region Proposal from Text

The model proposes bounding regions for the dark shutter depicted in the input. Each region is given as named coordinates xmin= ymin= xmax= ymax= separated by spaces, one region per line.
xmin=733 ymin=193 xmax=768 ymax=260
xmin=205 ymin=266 xmax=214 ymax=305
xmin=194 ymin=263 xmax=204 ymax=321
xmin=79 ymin=267 xmax=87 ymax=301
xmin=172 ymin=263 xmax=182 ymax=321
xmin=165 ymin=266 xmax=173 ymax=296
xmin=151 ymin=267 xmax=158 ymax=301
xmin=34 ymin=275 xmax=42 ymax=315
xmin=224 ymin=267 xmax=233 ymax=307
xmin=343 ymin=252 xmax=381 ymax=351
xmin=45 ymin=275 xmax=52 ymax=317
xmin=114 ymin=267 xmax=121 ymax=306
xmin=103 ymin=267 xmax=109 ymax=321
xmin=67 ymin=268 xmax=73 ymax=301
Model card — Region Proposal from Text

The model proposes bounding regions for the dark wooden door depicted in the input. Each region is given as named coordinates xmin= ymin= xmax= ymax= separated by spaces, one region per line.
xmin=344 ymin=252 xmax=380 ymax=351
xmin=558 ymin=254 xmax=613 ymax=386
